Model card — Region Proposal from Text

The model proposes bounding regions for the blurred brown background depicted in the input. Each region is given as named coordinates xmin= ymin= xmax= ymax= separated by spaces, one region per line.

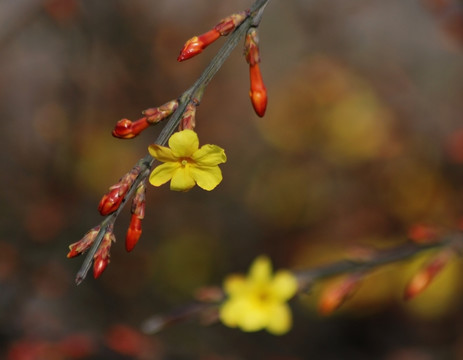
xmin=2 ymin=0 xmax=463 ymax=358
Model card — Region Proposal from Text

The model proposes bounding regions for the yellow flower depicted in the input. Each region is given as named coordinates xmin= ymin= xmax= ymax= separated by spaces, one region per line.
xmin=219 ymin=256 xmax=298 ymax=335
xmin=148 ymin=130 xmax=227 ymax=191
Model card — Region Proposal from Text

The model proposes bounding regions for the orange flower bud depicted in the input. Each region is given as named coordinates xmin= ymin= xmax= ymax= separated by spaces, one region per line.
xmin=319 ymin=275 xmax=361 ymax=315
xmin=249 ymin=63 xmax=267 ymax=117
xmin=404 ymin=251 xmax=451 ymax=300
xmin=177 ymin=29 xmax=220 ymax=62
xmin=126 ymin=214 xmax=142 ymax=252
xmin=93 ymin=230 xmax=115 ymax=279
xmin=112 ymin=118 xmax=150 ymax=139
xmin=178 ymin=102 xmax=197 ymax=131
xmin=214 ymin=10 xmax=249 ymax=36
xmin=143 ymin=99 xmax=179 ymax=124
xmin=67 ymin=226 xmax=100 ymax=258
xmin=98 ymin=167 xmax=141 ymax=216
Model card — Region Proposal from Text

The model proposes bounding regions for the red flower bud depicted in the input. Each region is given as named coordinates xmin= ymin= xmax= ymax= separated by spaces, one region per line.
xmin=177 ymin=29 xmax=220 ymax=62
xmin=404 ymin=251 xmax=451 ymax=300
xmin=98 ymin=186 xmax=127 ymax=215
xmin=98 ymin=167 xmax=141 ymax=216
xmin=93 ymin=230 xmax=115 ymax=279
xmin=93 ymin=257 xmax=109 ymax=279
xmin=319 ymin=274 xmax=361 ymax=315
xmin=249 ymin=63 xmax=267 ymax=117
xmin=126 ymin=214 xmax=142 ymax=252
xmin=67 ymin=226 xmax=100 ymax=258
xmin=112 ymin=118 xmax=150 ymax=139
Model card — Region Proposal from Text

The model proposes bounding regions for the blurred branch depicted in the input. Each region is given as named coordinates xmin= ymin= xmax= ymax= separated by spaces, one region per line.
xmin=141 ymin=232 xmax=463 ymax=334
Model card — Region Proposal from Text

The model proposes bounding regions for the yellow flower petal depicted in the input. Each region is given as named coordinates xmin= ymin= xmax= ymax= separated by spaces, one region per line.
xmin=189 ymin=165 xmax=223 ymax=191
xmin=149 ymin=162 xmax=180 ymax=187
xmin=249 ymin=256 xmax=272 ymax=284
xmin=266 ymin=303 xmax=292 ymax=335
xmin=170 ymin=166 xmax=195 ymax=191
xmin=192 ymin=144 xmax=227 ymax=166
xmin=223 ymin=274 xmax=247 ymax=296
xmin=148 ymin=144 xmax=177 ymax=162
xmin=169 ymin=129 xmax=199 ymax=158
xmin=236 ymin=300 xmax=268 ymax=332
xmin=271 ymin=270 xmax=298 ymax=301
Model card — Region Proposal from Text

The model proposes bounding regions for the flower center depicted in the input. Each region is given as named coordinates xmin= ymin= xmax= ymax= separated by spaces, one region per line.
xmin=181 ymin=159 xmax=189 ymax=166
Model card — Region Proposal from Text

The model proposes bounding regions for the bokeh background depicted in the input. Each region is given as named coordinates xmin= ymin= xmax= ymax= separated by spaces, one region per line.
xmin=2 ymin=0 xmax=463 ymax=358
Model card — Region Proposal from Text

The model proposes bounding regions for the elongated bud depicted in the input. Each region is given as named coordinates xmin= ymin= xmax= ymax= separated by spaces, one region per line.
xmin=177 ymin=10 xmax=249 ymax=62
xmin=245 ymin=28 xmax=267 ymax=117
xmin=143 ymin=99 xmax=179 ymax=124
xmin=98 ymin=166 xmax=141 ymax=216
xmin=214 ymin=10 xmax=249 ymax=36
xmin=404 ymin=251 xmax=451 ymax=300
xmin=319 ymin=274 xmax=361 ymax=315
xmin=249 ymin=63 xmax=267 ymax=117
xmin=126 ymin=214 xmax=142 ymax=252
xmin=113 ymin=99 xmax=178 ymax=139
xmin=177 ymin=30 xmax=220 ymax=62
xmin=93 ymin=229 xmax=115 ymax=279
xmin=67 ymin=226 xmax=100 ymax=258
xmin=126 ymin=182 xmax=146 ymax=252
xmin=179 ymin=102 xmax=197 ymax=131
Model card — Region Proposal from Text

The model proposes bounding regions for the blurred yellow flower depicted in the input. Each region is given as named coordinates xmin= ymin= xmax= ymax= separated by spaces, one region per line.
xmin=219 ymin=256 xmax=298 ymax=335
xmin=148 ymin=130 xmax=226 ymax=191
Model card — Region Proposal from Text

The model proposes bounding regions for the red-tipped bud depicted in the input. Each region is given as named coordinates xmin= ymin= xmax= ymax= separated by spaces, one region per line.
xmin=179 ymin=102 xmax=197 ymax=130
xmin=93 ymin=257 xmax=109 ymax=279
xmin=143 ymin=99 xmax=179 ymax=124
xmin=404 ymin=251 xmax=451 ymax=300
xmin=98 ymin=167 xmax=141 ymax=216
xmin=93 ymin=230 xmax=115 ymax=279
xmin=98 ymin=187 xmax=127 ymax=215
xmin=112 ymin=117 xmax=150 ymax=139
xmin=126 ymin=214 xmax=142 ymax=252
xmin=249 ymin=63 xmax=267 ymax=117
xmin=177 ymin=29 xmax=220 ymax=62
xmin=214 ymin=10 xmax=249 ymax=36
xmin=319 ymin=275 xmax=361 ymax=315
xmin=67 ymin=226 xmax=100 ymax=258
